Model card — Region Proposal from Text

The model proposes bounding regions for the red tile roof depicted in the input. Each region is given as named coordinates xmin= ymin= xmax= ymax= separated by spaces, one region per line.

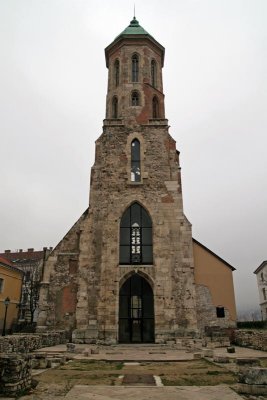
xmin=0 ymin=256 xmax=13 ymax=266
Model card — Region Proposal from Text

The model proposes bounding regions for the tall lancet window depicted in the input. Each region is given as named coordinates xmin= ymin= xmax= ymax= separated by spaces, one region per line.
xmin=114 ymin=59 xmax=120 ymax=87
xmin=132 ymin=54 xmax=139 ymax=82
xmin=112 ymin=96 xmax=118 ymax=118
xmin=152 ymin=96 xmax=159 ymax=118
xmin=120 ymin=202 xmax=153 ymax=265
xmin=131 ymin=139 xmax=141 ymax=182
xmin=151 ymin=60 xmax=157 ymax=87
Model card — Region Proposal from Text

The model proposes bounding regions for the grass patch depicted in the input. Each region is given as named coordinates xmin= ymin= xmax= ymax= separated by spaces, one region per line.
xmin=60 ymin=360 xmax=123 ymax=371
xmin=34 ymin=359 xmax=237 ymax=391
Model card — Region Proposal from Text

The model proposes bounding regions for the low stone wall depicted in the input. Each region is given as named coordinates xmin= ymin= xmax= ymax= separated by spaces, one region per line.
xmin=0 ymin=331 xmax=67 ymax=353
xmin=232 ymin=329 xmax=267 ymax=351
xmin=0 ymin=354 xmax=32 ymax=397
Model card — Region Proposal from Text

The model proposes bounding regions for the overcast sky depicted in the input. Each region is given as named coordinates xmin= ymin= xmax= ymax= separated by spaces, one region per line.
xmin=0 ymin=0 xmax=266 ymax=315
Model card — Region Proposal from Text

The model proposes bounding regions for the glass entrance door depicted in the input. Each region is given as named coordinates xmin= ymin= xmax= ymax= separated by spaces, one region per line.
xmin=119 ymin=274 xmax=154 ymax=343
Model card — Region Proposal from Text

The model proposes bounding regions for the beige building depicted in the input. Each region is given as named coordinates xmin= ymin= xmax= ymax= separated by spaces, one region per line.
xmin=0 ymin=256 xmax=23 ymax=333
xmin=254 ymin=261 xmax=267 ymax=320
xmin=37 ymin=17 xmax=236 ymax=343
xmin=0 ymin=248 xmax=51 ymax=323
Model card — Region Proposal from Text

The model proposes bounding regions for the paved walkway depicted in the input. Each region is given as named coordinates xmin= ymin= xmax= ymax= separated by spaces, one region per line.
xmin=35 ymin=343 xmax=267 ymax=362
xmin=65 ymin=385 xmax=243 ymax=400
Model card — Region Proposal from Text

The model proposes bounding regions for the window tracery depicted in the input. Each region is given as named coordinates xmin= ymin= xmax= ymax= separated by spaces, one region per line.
xmin=120 ymin=203 xmax=153 ymax=265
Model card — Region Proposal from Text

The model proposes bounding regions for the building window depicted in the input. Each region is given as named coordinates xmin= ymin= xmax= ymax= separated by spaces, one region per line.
xmin=152 ymin=96 xmax=159 ymax=118
xmin=25 ymin=270 xmax=31 ymax=282
xmin=261 ymin=272 xmax=264 ymax=282
xmin=151 ymin=60 xmax=157 ymax=87
xmin=263 ymin=288 xmax=266 ymax=301
xmin=216 ymin=306 xmax=225 ymax=318
xmin=0 ymin=278 xmax=4 ymax=293
xmin=114 ymin=59 xmax=120 ymax=87
xmin=131 ymin=139 xmax=141 ymax=182
xmin=131 ymin=91 xmax=140 ymax=106
xmin=120 ymin=202 xmax=153 ymax=265
xmin=112 ymin=96 xmax=118 ymax=118
xmin=132 ymin=54 xmax=139 ymax=82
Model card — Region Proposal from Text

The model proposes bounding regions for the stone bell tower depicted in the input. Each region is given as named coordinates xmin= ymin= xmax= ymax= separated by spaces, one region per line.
xmin=37 ymin=17 xmax=199 ymax=343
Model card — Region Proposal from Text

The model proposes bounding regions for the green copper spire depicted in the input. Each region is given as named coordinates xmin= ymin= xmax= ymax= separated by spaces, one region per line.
xmin=115 ymin=16 xmax=152 ymax=39
xmin=105 ymin=16 xmax=165 ymax=68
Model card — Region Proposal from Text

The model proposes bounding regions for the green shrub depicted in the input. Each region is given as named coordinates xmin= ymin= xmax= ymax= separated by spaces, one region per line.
xmin=237 ymin=320 xmax=267 ymax=329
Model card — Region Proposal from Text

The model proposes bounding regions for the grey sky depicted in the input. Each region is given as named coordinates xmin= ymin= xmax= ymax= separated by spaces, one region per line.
xmin=0 ymin=0 xmax=266 ymax=315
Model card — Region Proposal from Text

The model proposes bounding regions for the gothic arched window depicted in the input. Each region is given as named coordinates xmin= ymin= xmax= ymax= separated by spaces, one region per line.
xmin=151 ymin=60 xmax=157 ymax=87
xmin=152 ymin=96 xmax=159 ymax=118
xmin=120 ymin=202 xmax=153 ymax=265
xmin=112 ymin=96 xmax=118 ymax=118
xmin=131 ymin=91 xmax=139 ymax=106
xmin=114 ymin=59 xmax=120 ymax=87
xmin=132 ymin=54 xmax=139 ymax=82
xmin=131 ymin=139 xmax=141 ymax=182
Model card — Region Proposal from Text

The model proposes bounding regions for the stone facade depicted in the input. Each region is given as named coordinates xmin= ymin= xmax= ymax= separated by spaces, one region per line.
xmin=37 ymin=17 xmax=236 ymax=343
xmin=254 ymin=260 xmax=267 ymax=320
xmin=233 ymin=329 xmax=267 ymax=352
xmin=0 ymin=331 xmax=67 ymax=353
xmin=0 ymin=354 xmax=32 ymax=397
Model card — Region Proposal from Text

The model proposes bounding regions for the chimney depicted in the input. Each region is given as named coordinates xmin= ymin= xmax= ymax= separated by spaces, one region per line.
xmin=49 ymin=247 xmax=53 ymax=250
xmin=5 ymin=250 xmax=11 ymax=253
xmin=19 ymin=249 xmax=23 ymax=252
xmin=28 ymin=248 xmax=34 ymax=252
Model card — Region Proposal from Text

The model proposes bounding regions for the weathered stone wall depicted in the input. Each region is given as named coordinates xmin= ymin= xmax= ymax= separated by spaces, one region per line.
xmin=233 ymin=329 xmax=267 ymax=351
xmin=38 ymin=122 xmax=199 ymax=343
xmin=38 ymin=211 xmax=87 ymax=331
xmin=0 ymin=331 xmax=67 ymax=353
xmin=196 ymin=285 xmax=235 ymax=334
xmin=37 ymin=28 xmax=236 ymax=344
xmin=0 ymin=354 xmax=32 ymax=397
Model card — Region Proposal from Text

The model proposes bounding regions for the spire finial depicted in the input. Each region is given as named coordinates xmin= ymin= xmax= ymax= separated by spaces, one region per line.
xmin=134 ymin=4 xmax=136 ymax=18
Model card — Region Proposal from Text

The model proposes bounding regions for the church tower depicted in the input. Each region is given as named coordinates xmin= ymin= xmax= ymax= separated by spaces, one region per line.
xmin=37 ymin=17 xmax=236 ymax=343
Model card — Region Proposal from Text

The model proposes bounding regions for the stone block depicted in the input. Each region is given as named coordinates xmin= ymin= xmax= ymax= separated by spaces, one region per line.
xmin=227 ymin=346 xmax=235 ymax=353
xmin=66 ymin=343 xmax=76 ymax=353
xmin=203 ymin=349 xmax=214 ymax=357
xmin=237 ymin=383 xmax=267 ymax=396
xmin=193 ymin=353 xmax=202 ymax=359
xmin=213 ymin=356 xmax=229 ymax=363
xmin=239 ymin=367 xmax=267 ymax=385
xmin=166 ymin=340 xmax=175 ymax=345
xmin=236 ymin=358 xmax=260 ymax=367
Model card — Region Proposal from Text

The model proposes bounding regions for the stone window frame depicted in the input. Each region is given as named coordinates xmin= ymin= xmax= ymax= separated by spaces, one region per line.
xmin=131 ymin=90 xmax=141 ymax=107
xmin=126 ymin=132 xmax=146 ymax=185
xmin=152 ymin=95 xmax=159 ymax=118
xmin=151 ymin=59 xmax=157 ymax=88
xmin=131 ymin=138 xmax=141 ymax=182
xmin=131 ymin=53 xmax=140 ymax=83
xmin=112 ymin=96 xmax=119 ymax=119
xmin=119 ymin=202 xmax=153 ymax=266
xmin=114 ymin=59 xmax=120 ymax=87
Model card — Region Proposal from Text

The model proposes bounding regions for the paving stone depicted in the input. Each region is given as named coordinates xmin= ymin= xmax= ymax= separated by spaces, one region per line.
xmin=65 ymin=385 xmax=244 ymax=400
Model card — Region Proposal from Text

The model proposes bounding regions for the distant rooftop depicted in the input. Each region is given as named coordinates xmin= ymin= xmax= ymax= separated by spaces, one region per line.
xmin=0 ymin=248 xmax=52 ymax=266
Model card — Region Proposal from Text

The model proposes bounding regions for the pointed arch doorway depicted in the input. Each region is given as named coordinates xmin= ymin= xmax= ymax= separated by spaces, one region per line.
xmin=119 ymin=274 xmax=155 ymax=343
